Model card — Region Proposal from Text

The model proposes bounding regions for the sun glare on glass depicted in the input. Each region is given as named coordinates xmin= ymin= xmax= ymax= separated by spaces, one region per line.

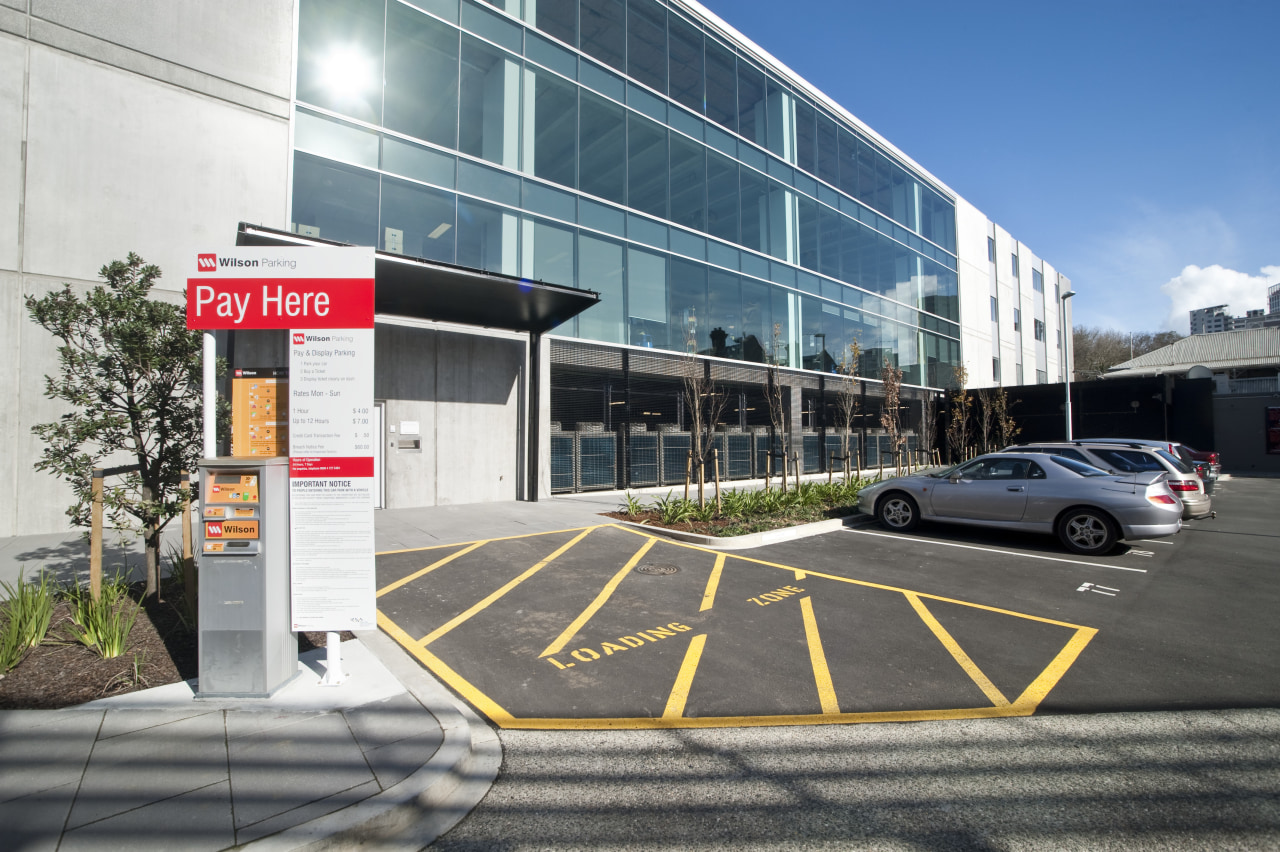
xmin=318 ymin=46 xmax=375 ymax=101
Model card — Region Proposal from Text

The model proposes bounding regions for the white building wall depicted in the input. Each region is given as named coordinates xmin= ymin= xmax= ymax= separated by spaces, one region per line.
xmin=0 ymin=2 xmax=294 ymax=537
xmin=955 ymin=198 xmax=996 ymax=388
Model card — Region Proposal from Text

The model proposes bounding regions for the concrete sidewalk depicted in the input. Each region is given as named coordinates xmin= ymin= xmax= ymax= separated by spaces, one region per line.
xmin=0 ymin=493 xmax=630 ymax=852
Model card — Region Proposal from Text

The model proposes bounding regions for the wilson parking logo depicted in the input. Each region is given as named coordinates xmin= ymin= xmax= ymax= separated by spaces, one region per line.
xmin=206 ymin=522 xmax=223 ymax=537
xmin=197 ymin=254 xmax=217 ymax=271
xmin=293 ymin=333 xmax=306 ymax=345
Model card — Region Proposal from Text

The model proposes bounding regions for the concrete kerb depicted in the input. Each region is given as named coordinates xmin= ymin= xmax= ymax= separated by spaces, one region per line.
xmin=611 ymin=512 xmax=876 ymax=550
xmin=240 ymin=630 xmax=501 ymax=852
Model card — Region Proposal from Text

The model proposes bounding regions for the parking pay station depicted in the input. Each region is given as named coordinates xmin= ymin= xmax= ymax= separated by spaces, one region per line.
xmin=197 ymin=456 xmax=297 ymax=697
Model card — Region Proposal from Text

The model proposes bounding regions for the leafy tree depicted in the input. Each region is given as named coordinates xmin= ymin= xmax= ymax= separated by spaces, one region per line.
xmin=681 ymin=312 xmax=729 ymax=506
xmin=1071 ymin=326 xmax=1183 ymax=380
xmin=945 ymin=363 xmax=972 ymax=463
xmin=879 ymin=358 xmax=905 ymax=473
xmin=765 ymin=323 xmax=792 ymax=490
xmin=993 ymin=386 xmax=1021 ymax=448
xmin=26 ymin=254 xmax=222 ymax=598
xmin=832 ymin=340 xmax=862 ymax=477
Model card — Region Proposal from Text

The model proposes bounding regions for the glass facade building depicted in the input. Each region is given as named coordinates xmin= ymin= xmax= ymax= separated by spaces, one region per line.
xmin=292 ymin=0 xmax=963 ymax=388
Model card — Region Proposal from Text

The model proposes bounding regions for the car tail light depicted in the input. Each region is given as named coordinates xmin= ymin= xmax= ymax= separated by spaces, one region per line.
xmin=1209 ymin=452 xmax=1220 ymax=464
xmin=1148 ymin=494 xmax=1178 ymax=505
xmin=1169 ymin=480 xmax=1200 ymax=492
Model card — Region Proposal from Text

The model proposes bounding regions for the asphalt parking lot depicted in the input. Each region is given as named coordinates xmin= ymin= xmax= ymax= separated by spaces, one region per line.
xmin=376 ymin=474 xmax=1280 ymax=728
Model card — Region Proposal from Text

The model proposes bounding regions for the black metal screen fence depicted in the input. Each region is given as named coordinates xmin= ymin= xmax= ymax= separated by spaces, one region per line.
xmin=549 ymin=340 xmax=933 ymax=494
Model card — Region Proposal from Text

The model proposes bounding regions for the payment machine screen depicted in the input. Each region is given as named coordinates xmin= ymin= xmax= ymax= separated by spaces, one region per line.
xmin=203 ymin=473 xmax=261 ymax=553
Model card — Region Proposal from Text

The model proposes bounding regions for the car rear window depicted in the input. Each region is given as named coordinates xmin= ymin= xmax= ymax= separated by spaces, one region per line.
xmin=1155 ymin=448 xmax=1194 ymax=474
xmin=1091 ymin=448 xmax=1165 ymax=473
xmin=1048 ymin=455 xmax=1110 ymax=477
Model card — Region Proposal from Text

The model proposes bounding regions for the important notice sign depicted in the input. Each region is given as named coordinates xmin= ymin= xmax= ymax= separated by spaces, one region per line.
xmin=187 ymin=246 xmax=377 ymax=633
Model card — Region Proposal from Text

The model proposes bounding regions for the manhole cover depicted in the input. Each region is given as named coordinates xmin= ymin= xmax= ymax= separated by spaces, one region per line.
xmin=634 ymin=563 xmax=680 ymax=576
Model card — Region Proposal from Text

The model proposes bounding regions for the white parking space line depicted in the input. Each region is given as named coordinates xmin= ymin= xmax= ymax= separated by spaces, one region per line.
xmin=846 ymin=529 xmax=1149 ymax=573
xmin=1133 ymin=539 xmax=1175 ymax=545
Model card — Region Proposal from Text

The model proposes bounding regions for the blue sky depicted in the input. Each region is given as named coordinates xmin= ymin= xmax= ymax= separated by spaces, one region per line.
xmin=697 ymin=0 xmax=1280 ymax=334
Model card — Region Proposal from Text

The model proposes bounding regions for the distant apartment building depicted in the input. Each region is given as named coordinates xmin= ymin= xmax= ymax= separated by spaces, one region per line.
xmin=1190 ymin=302 xmax=1280 ymax=335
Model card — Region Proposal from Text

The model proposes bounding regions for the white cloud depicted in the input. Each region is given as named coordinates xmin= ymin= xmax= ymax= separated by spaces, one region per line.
xmin=1159 ymin=265 xmax=1280 ymax=332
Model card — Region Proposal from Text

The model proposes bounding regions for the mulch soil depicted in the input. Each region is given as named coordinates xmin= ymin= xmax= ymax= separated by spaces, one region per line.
xmin=0 ymin=587 xmax=352 ymax=710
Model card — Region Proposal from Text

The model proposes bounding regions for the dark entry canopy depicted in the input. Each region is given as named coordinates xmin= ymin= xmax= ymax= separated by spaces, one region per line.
xmin=236 ymin=222 xmax=599 ymax=335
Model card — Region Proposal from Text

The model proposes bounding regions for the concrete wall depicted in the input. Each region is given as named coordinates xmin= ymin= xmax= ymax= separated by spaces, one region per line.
xmin=1213 ymin=394 xmax=1280 ymax=474
xmin=0 ymin=2 xmax=295 ymax=536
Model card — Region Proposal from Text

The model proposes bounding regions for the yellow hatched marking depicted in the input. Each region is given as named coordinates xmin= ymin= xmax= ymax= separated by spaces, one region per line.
xmin=419 ymin=528 xmax=596 ymax=647
xmin=700 ymin=554 xmax=726 ymax=612
xmin=1012 ymin=626 xmax=1098 ymax=709
xmin=663 ymin=633 xmax=708 ymax=720
xmin=377 ymin=541 xmax=485 ymax=597
xmin=376 ymin=524 xmax=604 ymax=556
xmin=540 ymin=537 xmax=657 ymax=658
xmin=379 ymin=611 xmax=515 ymax=725
xmin=800 ymin=597 xmax=841 ymax=714
xmin=905 ymin=592 xmax=1010 ymax=708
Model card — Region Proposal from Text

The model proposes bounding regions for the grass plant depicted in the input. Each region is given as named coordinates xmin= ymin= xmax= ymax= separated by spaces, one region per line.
xmin=0 ymin=571 xmax=57 ymax=673
xmin=64 ymin=571 xmax=140 ymax=660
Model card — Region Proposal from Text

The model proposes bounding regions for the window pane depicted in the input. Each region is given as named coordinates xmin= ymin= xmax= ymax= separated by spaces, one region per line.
xmin=291 ymin=152 xmax=379 ymax=246
xmin=578 ymin=91 xmax=625 ymax=205
xmin=798 ymin=194 xmax=818 ymax=272
xmin=459 ymin=36 xmax=520 ymax=167
xmin=668 ymin=13 xmax=703 ymax=114
xmin=626 ymin=0 xmax=666 ymax=93
xmin=818 ymin=205 xmax=841 ymax=280
xmin=764 ymin=79 xmax=791 ymax=162
xmin=526 ymin=217 xmax=575 ymax=286
xmin=815 ymin=112 xmax=838 ymax=187
xmin=577 ymin=233 xmax=625 ymax=343
xmin=740 ymin=167 xmax=768 ymax=253
xmin=580 ymin=0 xmax=624 ymax=72
xmin=740 ymin=278 xmax=771 ymax=363
xmin=737 ymin=60 xmax=766 ymax=147
xmin=668 ymin=258 xmax=707 ymax=352
xmin=706 ymin=150 xmax=739 ymax=244
xmin=627 ymin=113 xmax=668 ymax=219
xmin=380 ymin=177 xmax=456 ymax=263
xmin=295 ymin=109 xmax=378 ymax=168
xmin=531 ymin=68 xmax=577 ymax=188
xmin=704 ymin=37 xmax=736 ymax=131
xmin=706 ymin=269 xmax=741 ymax=358
xmin=297 ymin=0 xmax=385 ymax=125
xmin=837 ymin=128 xmax=859 ymax=198
xmin=385 ymin=3 xmax=459 ymax=148
xmin=794 ymin=99 xmax=816 ymax=177
xmin=529 ymin=0 xmax=576 ymax=47
xmin=457 ymin=197 xmax=518 ymax=275
xmin=669 ymin=134 xmax=706 ymax=231
xmin=382 ymin=137 xmax=456 ymax=187
xmin=627 ymin=246 xmax=667 ymax=346
xmin=462 ymin=0 xmax=523 ymax=53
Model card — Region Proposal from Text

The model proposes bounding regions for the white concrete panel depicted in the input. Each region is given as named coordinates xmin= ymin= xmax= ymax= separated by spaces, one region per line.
xmin=955 ymin=199 xmax=996 ymax=388
xmin=30 ymin=0 xmax=294 ymax=98
xmin=0 ymin=32 xmax=23 ymax=272
xmin=23 ymin=46 xmax=289 ymax=291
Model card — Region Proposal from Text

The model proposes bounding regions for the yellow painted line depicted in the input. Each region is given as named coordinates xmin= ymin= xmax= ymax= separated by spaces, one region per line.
xmin=378 ymin=611 xmax=515 ymax=725
xmin=794 ymin=570 xmax=806 ymax=581
xmin=377 ymin=541 xmax=485 ymax=597
xmin=1012 ymin=626 xmax=1098 ymax=709
xmin=376 ymin=524 xmax=605 ymax=556
xmin=662 ymin=633 xmax=707 ymax=720
xmin=800 ymin=597 xmax=841 ymax=714
xmin=419 ymin=527 xmax=596 ymax=647
xmin=493 ymin=704 xmax=1034 ymax=730
xmin=700 ymin=554 xmax=726 ymax=612
xmin=905 ymin=592 xmax=1010 ymax=708
xmin=540 ymin=536 xmax=658 ymax=658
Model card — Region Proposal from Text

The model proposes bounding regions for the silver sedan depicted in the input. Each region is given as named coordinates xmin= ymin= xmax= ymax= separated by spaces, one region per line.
xmin=856 ymin=452 xmax=1183 ymax=555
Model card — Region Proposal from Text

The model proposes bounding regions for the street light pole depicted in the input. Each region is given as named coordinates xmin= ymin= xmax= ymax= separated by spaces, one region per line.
xmin=1061 ymin=290 xmax=1076 ymax=440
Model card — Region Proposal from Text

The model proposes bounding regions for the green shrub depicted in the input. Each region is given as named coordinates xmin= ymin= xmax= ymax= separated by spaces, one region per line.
xmin=0 ymin=571 xmax=56 ymax=673
xmin=64 ymin=571 xmax=140 ymax=660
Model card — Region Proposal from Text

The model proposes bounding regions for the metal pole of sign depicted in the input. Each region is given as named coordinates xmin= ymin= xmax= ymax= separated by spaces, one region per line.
xmin=203 ymin=331 xmax=217 ymax=457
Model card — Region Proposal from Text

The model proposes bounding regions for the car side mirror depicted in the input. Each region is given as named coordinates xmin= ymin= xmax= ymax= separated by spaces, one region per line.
xmin=948 ymin=472 xmax=962 ymax=483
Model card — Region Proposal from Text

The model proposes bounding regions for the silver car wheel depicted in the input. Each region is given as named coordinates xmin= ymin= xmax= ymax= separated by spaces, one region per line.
xmin=878 ymin=494 xmax=919 ymax=531
xmin=1059 ymin=509 xmax=1116 ymax=554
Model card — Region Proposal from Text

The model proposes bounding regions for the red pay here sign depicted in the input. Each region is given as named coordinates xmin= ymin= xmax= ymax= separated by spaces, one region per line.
xmin=186 ymin=249 xmax=374 ymax=331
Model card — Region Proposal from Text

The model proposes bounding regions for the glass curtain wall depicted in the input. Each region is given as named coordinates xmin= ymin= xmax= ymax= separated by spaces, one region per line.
xmin=292 ymin=0 xmax=962 ymax=387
